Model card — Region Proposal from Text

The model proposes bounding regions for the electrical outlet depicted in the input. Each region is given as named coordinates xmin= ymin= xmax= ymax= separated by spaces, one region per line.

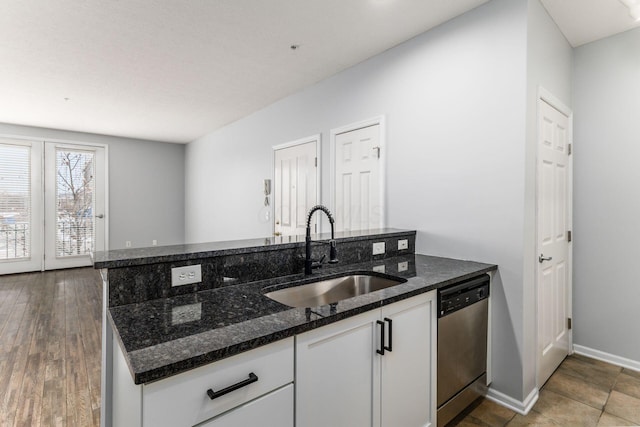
xmin=125 ymin=241 xmax=132 ymax=248
xmin=398 ymin=239 xmax=408 ymax=250
xmin=373 ymin=264 xmax=385 ymax=273
xmin=171 ymin=264 xmax=202 ymax=287
xmin=152 ymin=240 xmax=157 ymax=246
xmin=398 ymin=261 xmax=408 ymax=272
xmin=372 ymin=242 xmax=385 ymax=255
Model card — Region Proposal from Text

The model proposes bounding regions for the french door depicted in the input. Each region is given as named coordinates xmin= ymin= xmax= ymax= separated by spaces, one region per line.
xmin=0 ymin=138 xmax=106 ymax=274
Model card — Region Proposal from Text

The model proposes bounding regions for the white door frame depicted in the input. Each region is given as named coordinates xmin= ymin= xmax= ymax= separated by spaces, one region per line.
xmin=0 ymin=133 xmax=109 ymax=273
xmin=272 ymin=134 xmax=321 ymax=236
xmin=44 ymin=142 xmax=108 ymax=270
xmin=329 ymin=115 xmax=386 ymax=230
xmin=535 ymin=86 xmax=573 ymax=386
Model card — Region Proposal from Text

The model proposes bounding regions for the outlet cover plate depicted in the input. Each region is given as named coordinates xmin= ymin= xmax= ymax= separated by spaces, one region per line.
xmin=171 ymin=264 xmax=202 ymax=287
xmin=373 ymin=242 xmax=385 ymax=255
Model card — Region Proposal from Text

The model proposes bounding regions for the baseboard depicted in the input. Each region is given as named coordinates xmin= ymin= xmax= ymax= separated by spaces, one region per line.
xmin=573 ymin=344 xmax=640 ymax=373
xmin=485 ymin=386 xmax=538 ymax=415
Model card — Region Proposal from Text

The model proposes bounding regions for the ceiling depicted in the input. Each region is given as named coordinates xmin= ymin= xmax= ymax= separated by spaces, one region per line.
xmin=0 ymin=0 xmax=638 ymax=144
xmin=541 ymin=0 xmax=640 ymax=47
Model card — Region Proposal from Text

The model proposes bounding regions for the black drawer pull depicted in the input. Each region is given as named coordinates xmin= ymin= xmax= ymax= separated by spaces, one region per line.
xmin=206 ymin=372 xmax=258 ymax=400
xmin=376 ymin=320 xmax=385 ymax=355
xmin=384 ymin=317 xmax=393 ymax=352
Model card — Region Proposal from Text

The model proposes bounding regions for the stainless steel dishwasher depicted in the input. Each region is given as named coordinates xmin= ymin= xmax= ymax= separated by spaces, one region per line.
xmin=437 ymin=274 xmax=490 ymax=427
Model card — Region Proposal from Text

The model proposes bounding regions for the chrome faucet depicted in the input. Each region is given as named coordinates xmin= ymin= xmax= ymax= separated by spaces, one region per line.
xmin=305 ymin=205 xmax=339 ymax=275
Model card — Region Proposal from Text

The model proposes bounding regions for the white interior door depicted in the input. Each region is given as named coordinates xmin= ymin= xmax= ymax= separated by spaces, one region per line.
xmin=0 ymin=138 xmax=43 ymax=275
xmin=44 ymin=143 xmax=106 ymax=270
xmin=537 ymin=97 xmax=572 ymax=387
xmin=273 ymin=138 xmax=318 ymax=237
xmin=334 ymin=124 xmax=383 ymax=232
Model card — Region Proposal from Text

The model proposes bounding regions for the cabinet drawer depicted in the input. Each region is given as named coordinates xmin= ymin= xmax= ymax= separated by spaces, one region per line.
xmin=200 ymin=384 xmax=293 ymax=427
xmin=143 ymin=337 xmax=294 ymax=427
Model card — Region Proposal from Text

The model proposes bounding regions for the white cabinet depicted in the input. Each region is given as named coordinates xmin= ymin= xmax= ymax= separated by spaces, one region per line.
xmin=380 ymin=294 xmax=436 ymax=427
xmin=296 ymin=291 xmax=437 ymax=427
xmin=111 ymin=337 xmax=294 ymax=427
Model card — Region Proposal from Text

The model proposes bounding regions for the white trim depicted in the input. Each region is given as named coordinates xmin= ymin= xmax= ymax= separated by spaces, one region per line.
xmin=104 ymin=144 xmax=110 ymax=251
xmin=535 ymin=86 xmax=574 ymax=388
xmin=329 ymin=115 xmax=386 ymax=229
xmin=272 ymin=134 xmax=321 ymax=235
xmin=573 ymin=345 xmax=640 ymax=373
xmin=486 ymin=386 xmax=538 ymax=416
xmin=272 ymin=134 xmax=320 ymax=152
xmin=538 ymin=87 xmax=572 ymax=117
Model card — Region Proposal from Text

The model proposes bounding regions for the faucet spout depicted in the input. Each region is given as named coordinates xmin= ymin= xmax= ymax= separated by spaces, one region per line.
xmin=305 ymin=205 xmax=339 ymax=275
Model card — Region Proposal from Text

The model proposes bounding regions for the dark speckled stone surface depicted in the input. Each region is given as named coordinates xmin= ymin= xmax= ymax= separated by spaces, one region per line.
xmin=94 ymin=228 xmax=415 ymax=268
xmin=110 ymin=253 xmax=496 ymax=384
xmin=104 ymin=230 xmax=416 ymax=306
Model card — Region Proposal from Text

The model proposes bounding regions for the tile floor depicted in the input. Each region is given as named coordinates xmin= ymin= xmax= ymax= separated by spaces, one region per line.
xmin=453 ymin=354 xmax=640 ymax=426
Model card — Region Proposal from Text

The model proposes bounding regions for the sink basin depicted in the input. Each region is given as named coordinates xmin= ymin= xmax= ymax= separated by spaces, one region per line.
xmin=264 ymin=273 xmax=406 ymax=308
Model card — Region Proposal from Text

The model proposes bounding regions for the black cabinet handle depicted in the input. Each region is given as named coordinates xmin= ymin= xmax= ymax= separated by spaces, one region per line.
xmin=384 ymin=317 xmax=393 ymax=352
xmin=376 ymin=320 xmax=385 ymax=355
xmin=206 ymin=372 xmax=258 ymax=400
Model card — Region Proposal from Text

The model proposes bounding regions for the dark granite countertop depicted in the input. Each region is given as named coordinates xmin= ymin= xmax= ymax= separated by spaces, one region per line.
xmin=93 ymin=228 xmax=415 ymax=269
xmin=110 ymin=253 xmax=496 ymax=385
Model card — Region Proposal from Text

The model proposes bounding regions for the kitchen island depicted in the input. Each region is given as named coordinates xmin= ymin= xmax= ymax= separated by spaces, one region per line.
xmin=95 ymin=229 xmax=496 ymax=427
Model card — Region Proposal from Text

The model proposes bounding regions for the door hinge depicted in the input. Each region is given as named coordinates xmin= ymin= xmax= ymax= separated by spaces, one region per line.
xmin=568 ymin=143 xmax=572 ymax=155
xmin=568 ymin=230 xmax=572 ymax=242
xmin=314 ymin=157 xmax=317 ymax=167
xmin=568 ymin=318 xmax=572 ymax=330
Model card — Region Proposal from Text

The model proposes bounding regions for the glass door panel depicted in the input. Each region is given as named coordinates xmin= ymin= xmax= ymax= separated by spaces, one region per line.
xmin=55 ymin=148 xmax=96 ymax=257
xmin=45 ymin=143 xmax=105 ymax=270
xmin=0 ymin=139 xmax=43 ymax=274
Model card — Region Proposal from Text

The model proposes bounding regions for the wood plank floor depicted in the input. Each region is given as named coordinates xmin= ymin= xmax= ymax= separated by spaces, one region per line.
xmin=0 ymin=268 xmax=102 ymax=427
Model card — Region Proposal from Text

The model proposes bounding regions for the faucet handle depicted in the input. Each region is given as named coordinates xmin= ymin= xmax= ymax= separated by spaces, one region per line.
xmin=329 ymin=240 xmax=339 ymax=264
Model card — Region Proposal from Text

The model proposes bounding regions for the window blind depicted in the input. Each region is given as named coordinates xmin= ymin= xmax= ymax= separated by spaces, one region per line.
xmin=0 ymin=142 xmax=31 ymax=259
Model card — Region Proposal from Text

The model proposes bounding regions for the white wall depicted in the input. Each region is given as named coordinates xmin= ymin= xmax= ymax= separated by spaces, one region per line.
xmin=186 ymin=0 xmax=532 ymax=400
xmin=0 ymin=123 xmax=185 ymax=249
xmin=572 ymin=28 xmax=640 ymax=363
xmin=524 ymin=0 xmax=573 ymax=395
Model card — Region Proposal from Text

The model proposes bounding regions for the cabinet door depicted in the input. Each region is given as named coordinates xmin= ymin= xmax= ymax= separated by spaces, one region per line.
xmin=380 ymin=292 xmax=436 ymax=427
xmin=201 ymin=384 xmax=293 ymax=427
xmin=296 ymin=310 xmax=381 ymax=427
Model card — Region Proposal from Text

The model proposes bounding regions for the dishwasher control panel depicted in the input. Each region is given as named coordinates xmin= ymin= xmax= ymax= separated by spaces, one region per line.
xmin=438 ymin=274 xmax=490 ymax=317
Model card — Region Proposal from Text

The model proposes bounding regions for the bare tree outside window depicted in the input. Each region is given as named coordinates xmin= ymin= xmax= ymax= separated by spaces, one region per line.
xmin=56 ymin=150 xmax=95 ymax=256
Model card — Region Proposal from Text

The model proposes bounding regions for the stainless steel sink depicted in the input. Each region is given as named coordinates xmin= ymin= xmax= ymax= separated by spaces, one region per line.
xmin=264 ymin=273 xmax=406 ymax=308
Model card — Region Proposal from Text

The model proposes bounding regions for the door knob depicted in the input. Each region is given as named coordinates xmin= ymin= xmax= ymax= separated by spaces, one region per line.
xmin=538 ymin=254 xmax=552 ymax=263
